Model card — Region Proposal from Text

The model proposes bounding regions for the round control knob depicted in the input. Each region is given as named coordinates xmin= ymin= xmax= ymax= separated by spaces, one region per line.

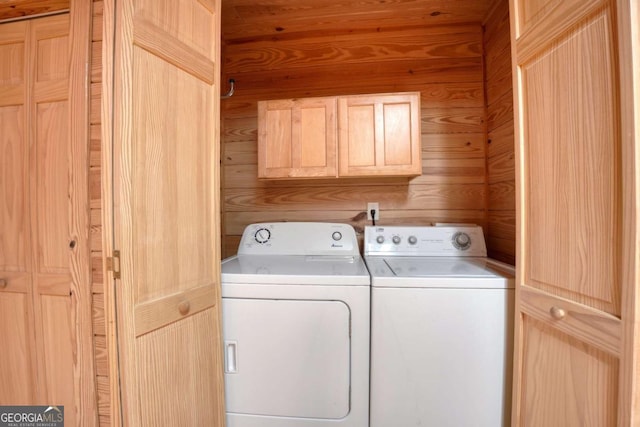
xmin=332 ymin=231 xmax=342 ymax=241
xmin=408 ymin=236 xmax=418 ymax=245
xmin=376 ymin=235 xmax=385 ymax=244
xmin=452 ymin=232 xmax=471 ymax=250
xmin=392 ymin=235 xmax=401 ymax=245
xmin=254 ymin=228 xmax=271 ymax=244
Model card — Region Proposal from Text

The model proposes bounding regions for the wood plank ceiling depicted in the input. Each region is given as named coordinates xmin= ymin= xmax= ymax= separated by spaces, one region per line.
xmin=222 ymin=0 xmax=492 ymax=42
xmin=0 ymin=0 xmax=69 ymax=21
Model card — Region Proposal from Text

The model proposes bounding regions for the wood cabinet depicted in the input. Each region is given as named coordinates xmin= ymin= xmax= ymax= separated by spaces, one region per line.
xmin=338 ymin=92 xmax=421 ymax=177
xmin=102 ymin=0 xmax=226 ymax=425
xmin=510 ymin=0 xmax=640 ymax=424
xmin=258 ymin=97 xmax=337 ymax=178
xmin=257 ymin=92 xmax=421 ymax=179
xmin=0 ymin=9 xmax=95 ymax=426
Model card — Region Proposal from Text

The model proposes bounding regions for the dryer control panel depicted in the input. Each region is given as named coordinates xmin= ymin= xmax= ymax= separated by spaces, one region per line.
xmin=364 ymin=225 xmax=487 ymax=257
xmin=239 ymin=222 xmax=360 ymax=257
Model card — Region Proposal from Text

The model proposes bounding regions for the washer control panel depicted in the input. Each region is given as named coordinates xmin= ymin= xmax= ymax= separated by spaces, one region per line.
xmin=364 ymin=225 xmax=487 ymax=257
xmin=239 ymin=222 xmax=360 ymax=256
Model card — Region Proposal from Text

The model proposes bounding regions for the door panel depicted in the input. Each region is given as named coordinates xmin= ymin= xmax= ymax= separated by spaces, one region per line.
xmin=39 ymin=295 xmax=75 ymax=416
xmin=522 ymin=9 xmax=619 ymax=315
xmin=0 ymin=292 xmax=34 ymax=403
xmin=0 ymin=104 xmax=27 ymax=271
xmin=132 ymin=48 xmax=214 ymax=304
xmin=338 ymin=93 xmax=421 ymax=177
xmin=28 ymin=15 xmax=76 ymax=423
xmin=34 ymin=100 xmax=70 ymax=273
xmin=137 ymin=309 xmax=222 ymax=425
xmin=258 ymin=97 xmax=337 ymax=178
xmin=520 ymin=316 xmax=618 ymax=427
xmin=108 ymin=0 xmax=225 ymax=424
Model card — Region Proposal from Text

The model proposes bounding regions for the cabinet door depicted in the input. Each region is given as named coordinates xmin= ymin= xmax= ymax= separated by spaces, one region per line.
xmin=105 ymin=0 xmax=226 ymax=425
xmin=338 ymin=92 xmax=421 ymax=177
xmin=258 ymin=97 xmax=337 ymax=178
xmin=510 ymin=0 xmax=639 ymax=424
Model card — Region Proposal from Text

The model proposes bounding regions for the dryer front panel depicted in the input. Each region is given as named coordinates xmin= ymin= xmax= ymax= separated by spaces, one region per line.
xmin=222 ymin=298 xmax=350 ymax=420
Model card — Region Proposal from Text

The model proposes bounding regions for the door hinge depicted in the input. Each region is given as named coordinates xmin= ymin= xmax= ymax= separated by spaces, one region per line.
xmin=107 ymin=250 xmax=121 ymax=279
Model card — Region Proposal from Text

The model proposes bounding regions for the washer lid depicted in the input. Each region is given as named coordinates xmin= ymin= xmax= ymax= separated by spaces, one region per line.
xmin=386 ymin=257 xmax=502 ymax=277
xmin=365 ymin=256 xmax=514 ymax=288
xmin=222 ymin=255 xmax=371 ymax=285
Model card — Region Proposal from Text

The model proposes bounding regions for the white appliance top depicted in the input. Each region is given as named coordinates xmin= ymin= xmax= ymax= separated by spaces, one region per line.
xmin=222 ymin=222 xmax=370 ymax=285
xmin=364 ymin=225 xmax=514 ymax=288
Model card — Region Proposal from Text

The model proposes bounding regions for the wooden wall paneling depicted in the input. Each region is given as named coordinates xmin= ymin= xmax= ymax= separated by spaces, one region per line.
xmin=484 ymin=0 xmax=515 ymax=265
xmin=224 ymin=58 xmax=485 ymax=100
xmin=100 ymin=0 xmax=119 ymax=424
xmin=488 ymin=181 xmax=515 ymax=211
xmin=487 ymin=88 xmax=514 ymax=130
xmin=89 ymin=0 xmax=110 ymax=424
xmin=222 ymin=0 xmax=491 ymax=42
xmin=221 ymin=23 xmax=488 ymax=257
xmin=224 ymin=209 xmax=488 ymax=236
xmin=225 ymin=25 xmax=483 ymax=74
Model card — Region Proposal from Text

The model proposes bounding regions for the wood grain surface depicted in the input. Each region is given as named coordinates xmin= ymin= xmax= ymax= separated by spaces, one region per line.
xmin=221 ymin=22 xmax=493 ymax=256
xmin=484 ymin=0 xmax=515 ymax=264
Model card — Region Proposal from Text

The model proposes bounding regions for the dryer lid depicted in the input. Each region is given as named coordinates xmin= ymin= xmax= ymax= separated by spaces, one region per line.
xmin=222 ymin=254 xmax=371 ymax=285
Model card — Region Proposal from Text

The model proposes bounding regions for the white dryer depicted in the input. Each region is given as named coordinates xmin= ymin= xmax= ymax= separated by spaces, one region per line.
xmin=221 ymin=222 xmax=370 ymax=427
xmin=364 ymin=225 xmax=515 ymax=427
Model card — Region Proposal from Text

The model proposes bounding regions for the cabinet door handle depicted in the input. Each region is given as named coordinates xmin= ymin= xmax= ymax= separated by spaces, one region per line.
xmin=550 ymin=306 xmax=566 ymax=320
xmin=0 ymin=279 xmax=6 ymax=289
xmin=178 ymin=301 xmax=190 ymax=315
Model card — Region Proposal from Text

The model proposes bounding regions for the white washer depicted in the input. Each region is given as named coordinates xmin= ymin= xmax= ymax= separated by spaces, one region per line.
xmin=364 ymin=225 xmax=515 ymax=427
xmin=222 ymin=222 xmax=370 ymax=427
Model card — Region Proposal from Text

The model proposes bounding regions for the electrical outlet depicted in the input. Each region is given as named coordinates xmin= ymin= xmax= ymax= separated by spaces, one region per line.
xmin=367 ymin=202 xmax=380 ymax=220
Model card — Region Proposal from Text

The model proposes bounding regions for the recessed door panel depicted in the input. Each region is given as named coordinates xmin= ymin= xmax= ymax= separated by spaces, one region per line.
xmin=223 ymin=298 xmax=351 ymax=419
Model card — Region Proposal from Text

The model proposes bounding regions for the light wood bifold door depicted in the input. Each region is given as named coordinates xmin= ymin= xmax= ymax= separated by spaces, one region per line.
xmin=0 ymin=12 xmax=95 ymax=426
xmin=510 ymin=0 xmax=640 ymax=425
xmin=104 ymin=0 xmax=226 ymax=425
